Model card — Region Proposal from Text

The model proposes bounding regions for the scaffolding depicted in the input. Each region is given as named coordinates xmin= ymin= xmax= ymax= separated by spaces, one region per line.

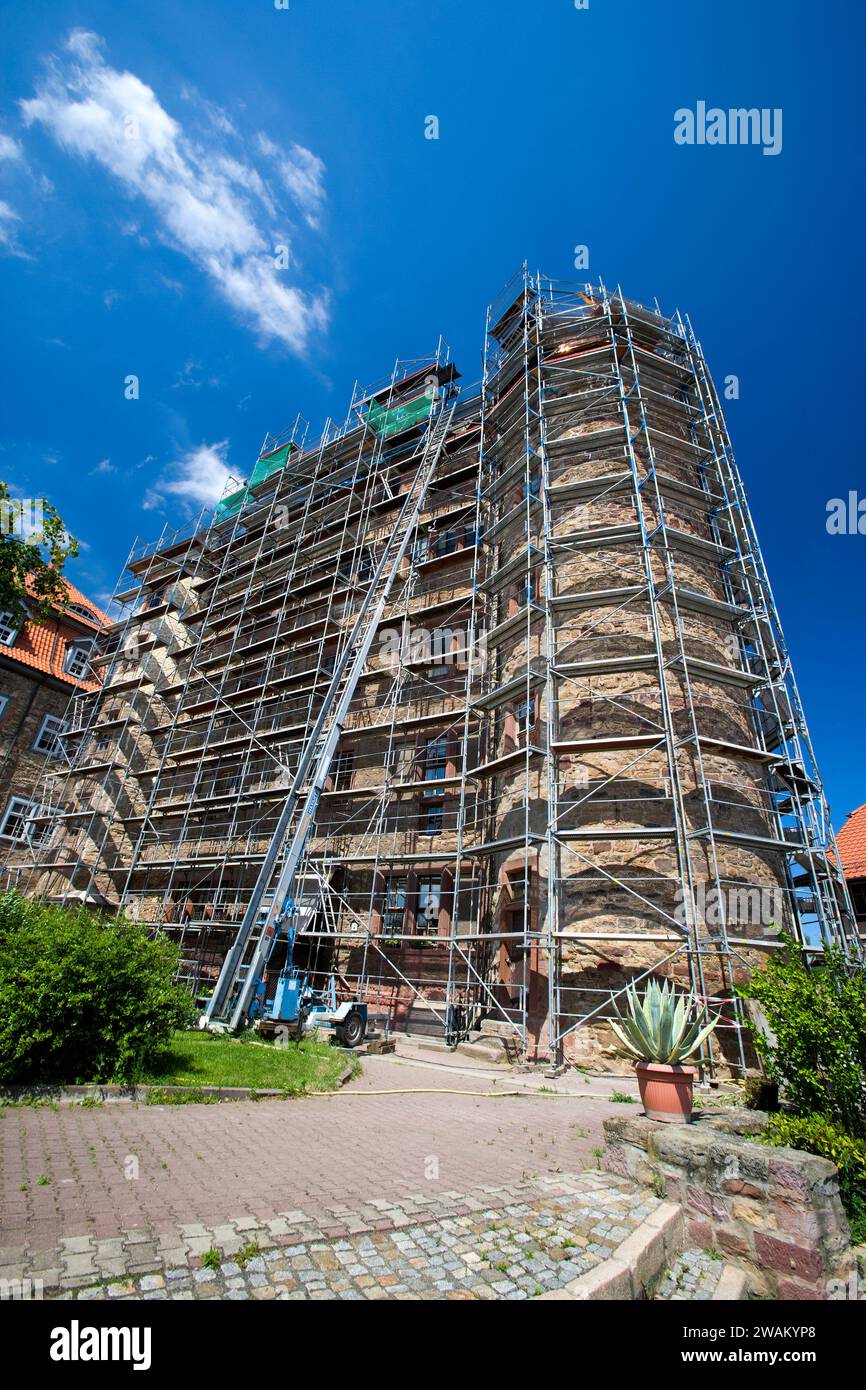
xmin=13 ymin=271 xmax=859 ymax=1073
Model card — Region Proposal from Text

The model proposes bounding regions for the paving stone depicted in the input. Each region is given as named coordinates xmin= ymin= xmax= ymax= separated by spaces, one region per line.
xmin=62 ymin=1254 xmax=98 ymax=1277
xmin=59 ymin=1237 xmax=94 ymax=1255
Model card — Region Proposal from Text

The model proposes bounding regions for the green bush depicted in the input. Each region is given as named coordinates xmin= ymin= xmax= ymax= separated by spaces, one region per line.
xmin=0 ymin=891 xmax=195 ymax=1084
xmin=737 ymin=932 xmax=866 ymax=1138
xmin=761 ymin=1113 xmax=866 ymax=1245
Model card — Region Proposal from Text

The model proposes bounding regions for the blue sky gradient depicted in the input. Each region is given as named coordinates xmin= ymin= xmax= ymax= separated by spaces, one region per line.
xmin=1 ymin=0 xmax=863 ymax=823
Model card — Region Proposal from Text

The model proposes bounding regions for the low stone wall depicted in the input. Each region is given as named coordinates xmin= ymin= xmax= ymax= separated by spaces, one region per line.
xmin=603 ymin=1109 xmax=853 ymax=1300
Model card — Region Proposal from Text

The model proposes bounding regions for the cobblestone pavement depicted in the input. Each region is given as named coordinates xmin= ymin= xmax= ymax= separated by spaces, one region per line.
xmin=6 ymin=1171 xmax=660 ymax=1301
xmin=655 ymin=1248 xmax=725 ymax=1300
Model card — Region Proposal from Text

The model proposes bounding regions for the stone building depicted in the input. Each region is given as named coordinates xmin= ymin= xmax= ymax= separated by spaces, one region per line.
xmin=13 ymin=274 xmax=858 ymax=1072
xmin=0 ymin=577 xmax=106 ymax=884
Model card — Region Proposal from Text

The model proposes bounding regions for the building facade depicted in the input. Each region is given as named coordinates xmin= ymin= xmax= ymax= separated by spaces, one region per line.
xmin=13 ymin=273 xmax=859 ymax=1071
xmin=0 ymin=578 xmax=106 ymax=883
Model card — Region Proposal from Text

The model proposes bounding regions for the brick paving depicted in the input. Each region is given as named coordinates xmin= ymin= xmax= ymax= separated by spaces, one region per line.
xmin=0 ymin=1055 xmax=636 ymax=1250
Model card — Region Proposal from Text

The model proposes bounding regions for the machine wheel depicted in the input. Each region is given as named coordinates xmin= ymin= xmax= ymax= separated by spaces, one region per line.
xmin=337 ymin=1010 xmax=366 ymax=1048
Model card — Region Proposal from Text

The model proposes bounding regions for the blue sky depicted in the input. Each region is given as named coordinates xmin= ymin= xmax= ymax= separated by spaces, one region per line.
xmin=1 ymin=0 xmax=863 ymax=824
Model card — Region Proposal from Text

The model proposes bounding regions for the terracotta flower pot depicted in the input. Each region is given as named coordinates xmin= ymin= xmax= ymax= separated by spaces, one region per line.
xmin=635 ymin=1061 xmax=695 ymax=1123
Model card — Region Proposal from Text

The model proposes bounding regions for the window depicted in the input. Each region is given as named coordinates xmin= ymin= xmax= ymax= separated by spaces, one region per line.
xmin=0 ymin=611 xmax=21 ymax=646
xmin=433 ymin=527 xmax=458 ymax=558
xmin=517 ymin=573 xmax=537 ymax=608
xmin=33 ymin=713 xmax=68 ymax=757
xmin=423 ymin=800 xmax=444 ymax=835
xmin=417 ymin=878 xmax=441 ymax=934
xmin=330 ymin=747 xmax=355 ymax=791
xmin=516 ymin=698 xmax=537 ymax=737
xmin=386 ymin=743 xmax=412 ymax=781
xmin=0 ymin=695 xmax=8 ymax=719
xmin=64 ymin=642 xmax=93 ymax=680
xmin=382 ymin=879 xmax=407 ymax=938
xmin=424 ymin=738 xmax=448 ymax=788
xmin=0 ymin=796 xmax=48 ymax=844
xmin=524 ymin=470 xmax=541 ymax=499
xmin=66 ymin=601 xmax=97 ymax=622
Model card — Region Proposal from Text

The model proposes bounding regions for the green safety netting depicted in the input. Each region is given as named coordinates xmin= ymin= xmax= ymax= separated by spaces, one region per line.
xmin=212 ymin=486 xmax=248 ymax=525
xmin=367 ymin=391 xmax=433 ymax=439
xmin=250 ymin=440 xmax=297 ymax=488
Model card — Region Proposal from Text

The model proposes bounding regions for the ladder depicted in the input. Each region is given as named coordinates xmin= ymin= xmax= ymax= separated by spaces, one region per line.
xmin=203 ymin=399 xmax=457 ymax=1028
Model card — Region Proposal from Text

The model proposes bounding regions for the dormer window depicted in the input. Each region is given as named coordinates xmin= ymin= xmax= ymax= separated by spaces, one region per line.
xmin=0 ymin=611 xmax=21 ymax=646
xmin=66 ymin=601 xmax=97 ymax=623
xmin=64 ymin=642 xmax=93 ymax=680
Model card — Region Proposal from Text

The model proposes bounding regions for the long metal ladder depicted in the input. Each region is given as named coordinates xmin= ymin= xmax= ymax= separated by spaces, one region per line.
xmin=203 ymin=400 xmax=457 ymax=1028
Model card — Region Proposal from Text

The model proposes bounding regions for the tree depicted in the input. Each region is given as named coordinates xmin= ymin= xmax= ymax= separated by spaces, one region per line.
xmin=0 ymin=480 xmax=79 ymax=623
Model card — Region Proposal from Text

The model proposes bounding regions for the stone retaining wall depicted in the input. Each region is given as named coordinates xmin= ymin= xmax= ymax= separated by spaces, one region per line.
xmin=603 ymin=1109 xmax=853 ymax=1300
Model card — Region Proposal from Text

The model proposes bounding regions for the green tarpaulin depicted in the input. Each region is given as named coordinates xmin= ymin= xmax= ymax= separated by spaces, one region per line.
xmin=367 ymin=391 xmax=433 ymax=439
xmin=250 ymin=441 xmax=297 ymax=488
xmin=212 ymin=486 xmax=248 ymax=525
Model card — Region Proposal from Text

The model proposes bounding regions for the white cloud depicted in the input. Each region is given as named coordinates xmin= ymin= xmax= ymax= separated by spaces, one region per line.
xmin=0 ymin=199 xmax=31 ymax=259
xmin=258 ymin=134 xmax=326 ymax=228
xmin=146 ymin=441 xmax=234 ymax=514
xmin=20 ymin=30 xmax=328 ymax=353
xmin=91 ymin=457 xmax=114 ymax=474
xmin=0 ymin=133 xmax=23 ymax=161
xmin=171 ymin=359 xmax=220 ymax=390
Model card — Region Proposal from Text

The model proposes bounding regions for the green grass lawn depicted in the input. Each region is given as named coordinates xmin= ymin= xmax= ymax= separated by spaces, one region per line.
xmin=138 ymin=1030 xmax=355 ymax=1093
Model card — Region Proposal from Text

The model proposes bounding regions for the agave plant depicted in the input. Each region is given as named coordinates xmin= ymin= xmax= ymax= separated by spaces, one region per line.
xmin=610 ymin=977 xmax=720 ymax=1064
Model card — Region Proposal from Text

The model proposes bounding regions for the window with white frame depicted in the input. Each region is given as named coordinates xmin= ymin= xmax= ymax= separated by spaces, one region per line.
xmin=417 ymin=878 xmax=441 ymax=935
xmin=66 ymin=601 xmax=97 ymax=622
xmin=64 ymin=641 xmax=93 ymax=680
xmin=33 ymin=713 xmax=68 ymax=757
xmin=382 ymin=878 xmax=407 ymax=940
xmin=0 ymin=796 xmax=48 ymax=844
xmin=0 ymin=611 xmax=21 ymax=646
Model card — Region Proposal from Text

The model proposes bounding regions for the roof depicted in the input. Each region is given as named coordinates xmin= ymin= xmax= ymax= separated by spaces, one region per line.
xmin=1 ymin=575 xmax=108 ymax=691
xmin=836 ymin=803 xmax=866 ymax=881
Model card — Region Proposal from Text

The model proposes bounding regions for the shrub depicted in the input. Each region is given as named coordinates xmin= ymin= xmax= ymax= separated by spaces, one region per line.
xmin=0 ymin=891 xmax=195 ymax=1084
xmin=761 ymin=1113 xmax=866 ymax=1245
xmin=737 ymin=932 xmax=866 ymax=1138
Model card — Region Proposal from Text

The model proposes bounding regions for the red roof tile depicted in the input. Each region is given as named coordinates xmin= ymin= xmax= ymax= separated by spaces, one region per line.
xmin=836 ymin=803 xmax=866 ymax=881
xmin=2 ymin=576 xmax=108 ymax=691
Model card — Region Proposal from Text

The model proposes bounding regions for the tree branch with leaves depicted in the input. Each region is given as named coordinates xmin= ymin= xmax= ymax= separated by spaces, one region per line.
xmin=0 ymin=480 xmax=79 ymax=624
